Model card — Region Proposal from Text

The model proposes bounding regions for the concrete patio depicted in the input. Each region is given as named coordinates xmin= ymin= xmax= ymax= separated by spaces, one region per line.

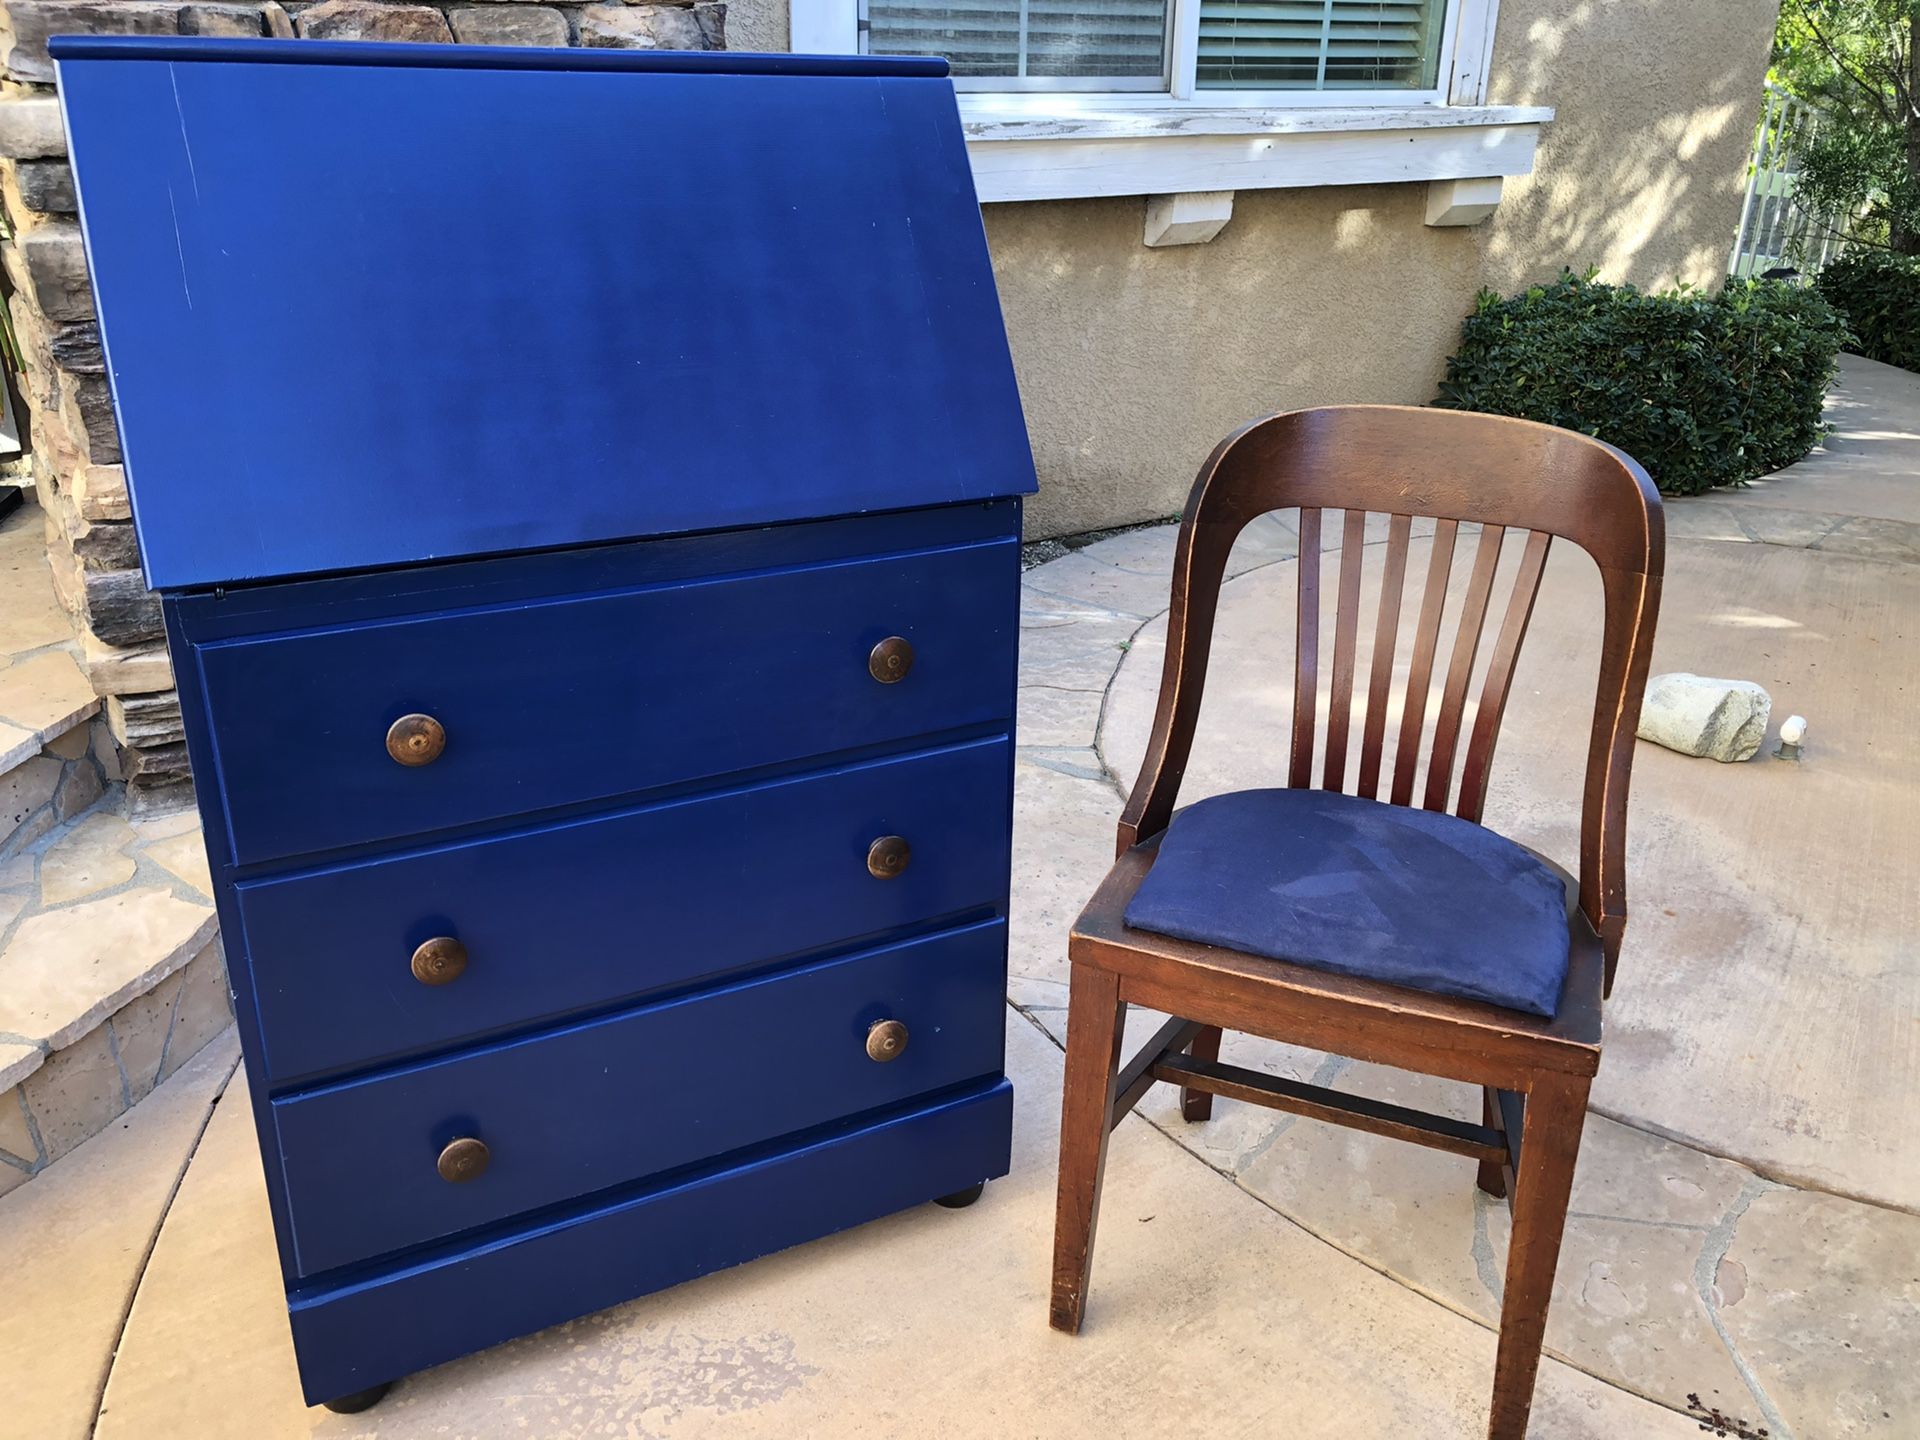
xmin=3 ymin=355 xmax=1916 ymax=1439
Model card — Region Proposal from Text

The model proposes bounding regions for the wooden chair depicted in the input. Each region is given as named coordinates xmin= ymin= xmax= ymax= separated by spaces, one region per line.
xmin=1048 ymin=405 xmax=1663 ymax=1440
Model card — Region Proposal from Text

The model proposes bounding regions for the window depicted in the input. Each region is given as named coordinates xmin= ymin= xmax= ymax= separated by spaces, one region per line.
xmin=866 ymin=0 xmax=1170 ymax=90
xmin=1198 ymin=0 xmax=1444 ymax=92
xmin=789 ymin=0 xmax=1549 ymax=223
xmin=862 ymin=0 xmax=1453 ymax=100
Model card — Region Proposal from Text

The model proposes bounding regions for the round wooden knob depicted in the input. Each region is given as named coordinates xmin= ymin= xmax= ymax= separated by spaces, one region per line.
xmin=436 ymin=1136 xmax=490 ymax=1184
xmin=866 ymin=835 xmax=911 ymax=880
xmin=410 ymin=937 xmax=468 ymax=987
xmin=386 ymin=713 xmax=446 ymax=767
xmin=868 ymin=636 xmax=914 ymax=684
xmin=866 ymin=1018 xmax=909 ymax=1063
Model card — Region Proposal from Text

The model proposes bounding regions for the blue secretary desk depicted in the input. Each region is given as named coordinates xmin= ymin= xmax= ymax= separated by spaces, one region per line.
xmin=56 ymin=36 xmax=1033 ymax=1410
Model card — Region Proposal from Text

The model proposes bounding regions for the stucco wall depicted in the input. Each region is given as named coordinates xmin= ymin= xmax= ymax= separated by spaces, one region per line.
xmin=726 ymin=0 xmax=789 ymax=56
xmin=983 ymin=186 xmax=1484 ymax=534
xmin=1483 ymin=0 xmax=1780 ymax=294
xmin=753 ymin=0 xmax=1779 ymax=537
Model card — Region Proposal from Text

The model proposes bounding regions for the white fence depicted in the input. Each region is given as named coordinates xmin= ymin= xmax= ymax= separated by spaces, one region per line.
xmin=1729 ymin=83 xmax=1849 ymax=278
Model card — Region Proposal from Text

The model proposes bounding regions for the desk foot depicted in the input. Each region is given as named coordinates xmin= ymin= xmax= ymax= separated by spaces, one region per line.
xmin=323 ymin=1383 xmax=394 ymax=1414
xmin=934 ymin=1181 xmax=986 ymax=1210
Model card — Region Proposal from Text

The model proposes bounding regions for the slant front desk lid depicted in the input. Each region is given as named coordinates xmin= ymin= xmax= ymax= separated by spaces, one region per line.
xmin=54 ymin=38 xmax=1036 ymax=590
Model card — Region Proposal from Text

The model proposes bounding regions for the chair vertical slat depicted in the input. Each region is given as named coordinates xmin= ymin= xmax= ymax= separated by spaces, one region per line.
xmin=1321 ymin=509 xmax=1369 ymax=790
xmin=1457 ymin=531 xmax=1553 ymax=822
xmin=1423 ymin=523 xmax=1507 ymax=812
xmin=1290 ymin=507 xmax=1323 ymax=789
xmin=1389 ymin=518 xmax=1459 ymax=806
xmin=1357 ymin=513 xmax=1413 ymax=799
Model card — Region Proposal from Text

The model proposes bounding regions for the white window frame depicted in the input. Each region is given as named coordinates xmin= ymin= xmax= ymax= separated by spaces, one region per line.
xmin=799 ymin=0 xmax=1498 ymax=106
xmin=791 ymin=0 xmax=1550 ymax=230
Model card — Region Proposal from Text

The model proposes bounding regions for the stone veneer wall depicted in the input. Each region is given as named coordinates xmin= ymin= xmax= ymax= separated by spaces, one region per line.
xmin=0 ymin=0 xmax=726 ymax=811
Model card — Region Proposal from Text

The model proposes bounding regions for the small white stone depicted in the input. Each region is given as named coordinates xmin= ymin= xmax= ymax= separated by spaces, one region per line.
xmin=1780 ymin=714 xmax=1807 ymax=747
xmin=1636 ymin=673 xmax=1773 ymax=763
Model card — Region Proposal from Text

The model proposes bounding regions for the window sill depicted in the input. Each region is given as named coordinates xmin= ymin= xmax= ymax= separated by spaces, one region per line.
xmin=959 ymin=99 xmax=1553 ymax=219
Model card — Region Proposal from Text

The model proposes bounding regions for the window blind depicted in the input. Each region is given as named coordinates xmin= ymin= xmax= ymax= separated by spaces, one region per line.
xmin=866 ymin=0 xmax=1169 ymax=80
xmin=1196 ymin=0 xmax=1444 ymax=90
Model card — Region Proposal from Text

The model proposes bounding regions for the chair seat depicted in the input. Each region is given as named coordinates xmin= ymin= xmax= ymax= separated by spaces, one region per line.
xmin=1122 ymin=788 xmax=1572 ymax=1018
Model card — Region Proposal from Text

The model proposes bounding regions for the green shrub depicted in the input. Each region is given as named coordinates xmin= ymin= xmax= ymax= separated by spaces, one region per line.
xmin=1815 ymin=248 xmax=1920 ymax=372
xmin=1434 ymin=271 xmax=1848 ymax=495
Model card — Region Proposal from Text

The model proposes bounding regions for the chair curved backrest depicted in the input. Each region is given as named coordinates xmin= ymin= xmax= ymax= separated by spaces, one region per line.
xmin=1119 ymin=405 xmax=1664 ymax=992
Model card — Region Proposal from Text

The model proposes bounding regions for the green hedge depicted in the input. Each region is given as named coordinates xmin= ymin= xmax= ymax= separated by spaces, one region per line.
xmin=1815 ymin=249 xmax=1920 ymax=372
xmin=1434 ymin=272 xmax=1848 ymax=495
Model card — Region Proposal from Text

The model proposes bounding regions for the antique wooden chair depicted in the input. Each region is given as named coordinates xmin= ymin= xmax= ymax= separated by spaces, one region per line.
xmin=1049 ymin=405 xmax=1663 ymax=1440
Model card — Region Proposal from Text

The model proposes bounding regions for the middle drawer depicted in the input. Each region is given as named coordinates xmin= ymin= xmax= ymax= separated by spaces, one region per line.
xmin=272 ymin=917 xmax=1009 ymax=1278
xmin=236 ymin=736 xmax=1012 ymax=1084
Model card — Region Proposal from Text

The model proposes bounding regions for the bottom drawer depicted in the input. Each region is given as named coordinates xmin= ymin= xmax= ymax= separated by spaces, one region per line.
xmin=286 ymin=1078 xmax=1013 ymax=1405
xmin=272 ymin=919 xmax=1007 ymax=1277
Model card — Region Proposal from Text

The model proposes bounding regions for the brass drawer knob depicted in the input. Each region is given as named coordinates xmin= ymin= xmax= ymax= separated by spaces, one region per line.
xmin=437 ymin=1136 xmax=490 ymax=1184
xmin=866 ymin=1018 xmax=909 ymax=1063
xmin=387 ymin=713 xmax=447 ymax=767
xmin=868 ymin=636 xmax=914 ymax=684
xmin=866 ymin=835 xmax=911 ymax=880
xmin=411 ymin=936 xmax=468 ymax=987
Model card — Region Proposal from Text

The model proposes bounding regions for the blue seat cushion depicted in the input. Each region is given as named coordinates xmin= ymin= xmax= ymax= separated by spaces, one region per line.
xmin=1123 ymin=788 xmax=1572 ymax=1018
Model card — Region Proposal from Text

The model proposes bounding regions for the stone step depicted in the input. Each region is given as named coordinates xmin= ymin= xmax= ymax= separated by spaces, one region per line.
xmin=1 ymin=495 xmax=100 ymax=780
xmin=0 ymin=799 xmax=224 ymax=1197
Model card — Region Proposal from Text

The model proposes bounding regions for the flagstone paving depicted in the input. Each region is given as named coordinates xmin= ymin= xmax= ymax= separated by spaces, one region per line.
xmin=1 ymin=501 xmax=227 ymax=1195
xmin=0 ymin=511 xmax=98 ymax=775
xmin=1 ymin=354 xmax=1914 ymax=1438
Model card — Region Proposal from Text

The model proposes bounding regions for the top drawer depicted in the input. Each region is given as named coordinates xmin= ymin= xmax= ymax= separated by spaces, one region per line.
xmin=196 ymin=537 xmax=1017 ymax=866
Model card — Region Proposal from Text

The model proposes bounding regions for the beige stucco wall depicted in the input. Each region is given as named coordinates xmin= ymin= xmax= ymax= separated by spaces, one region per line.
xmin=983 ymin=186 xmax=1485 ymax=533
xmin=744 ymin=0 xmax=1779 ymax=537
xmin=1482 ymin=0 xmax=1780 ymax=295
xmin=726 ymin=0 xmax=790 ymax=57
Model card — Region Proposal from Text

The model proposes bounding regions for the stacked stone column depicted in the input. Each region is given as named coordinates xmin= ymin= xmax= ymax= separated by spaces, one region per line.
xmin=0 ymin=87 xmax=185 ymax=811
xmin=0 ymin=0 xmax=724 ymax=811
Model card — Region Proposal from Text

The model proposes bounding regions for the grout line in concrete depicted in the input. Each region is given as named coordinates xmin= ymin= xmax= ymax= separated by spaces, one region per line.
xmin=104 ymin=1018 xmax=133 ymax=1111
xmin=15 ymin=1069 xmax=50 ymax=1168
xmin=86 ymin=1046 xmax=243 ymax=1440
xmin=149 ymin=957 xmax=192 ymax=1084
xmin=1017 ymin=750 xmax=1108 ymax=783
xmin=1017 ymin=577 xmax=1156 ymax=621
xmin=1694 ymin=1175 xmax=1793 ymax=1440
xmin=1588 ymin=1102 xmax=1920 ymax=1221
xmin=1231 ymin=1052 xmax=1351 ymax=1174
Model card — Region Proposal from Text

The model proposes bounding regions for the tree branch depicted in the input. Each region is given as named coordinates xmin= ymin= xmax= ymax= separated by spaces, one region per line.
xmin=1794 ymin=0 xmax=1902 ymax=127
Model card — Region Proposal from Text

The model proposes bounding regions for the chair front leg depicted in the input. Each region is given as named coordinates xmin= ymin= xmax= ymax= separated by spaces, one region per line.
xmin=1180 ymin=1025 xmax=1224 ymax=1121
xmin=1049 ymin=962 xmax=1128 ymax=1335
xmin=1487 ymin=1071 xmax=1590 ymax=1440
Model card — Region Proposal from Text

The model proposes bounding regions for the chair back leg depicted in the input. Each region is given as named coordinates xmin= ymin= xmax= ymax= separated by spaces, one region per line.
xmin=1476 ymin=1086 xmax=1508 ymax=1198
xmin=1488 ymin=1072 xmax=1590 ymax=1439
xmin=1049 ymin=964 xmax=1129 ymax=1334
xmin=1180 ymin=1025 xmax=1224 ymax=1121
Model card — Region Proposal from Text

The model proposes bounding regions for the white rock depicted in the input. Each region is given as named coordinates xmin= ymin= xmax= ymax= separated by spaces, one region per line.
xmin=1636 ymin=673 xmax=1772 ymax=763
